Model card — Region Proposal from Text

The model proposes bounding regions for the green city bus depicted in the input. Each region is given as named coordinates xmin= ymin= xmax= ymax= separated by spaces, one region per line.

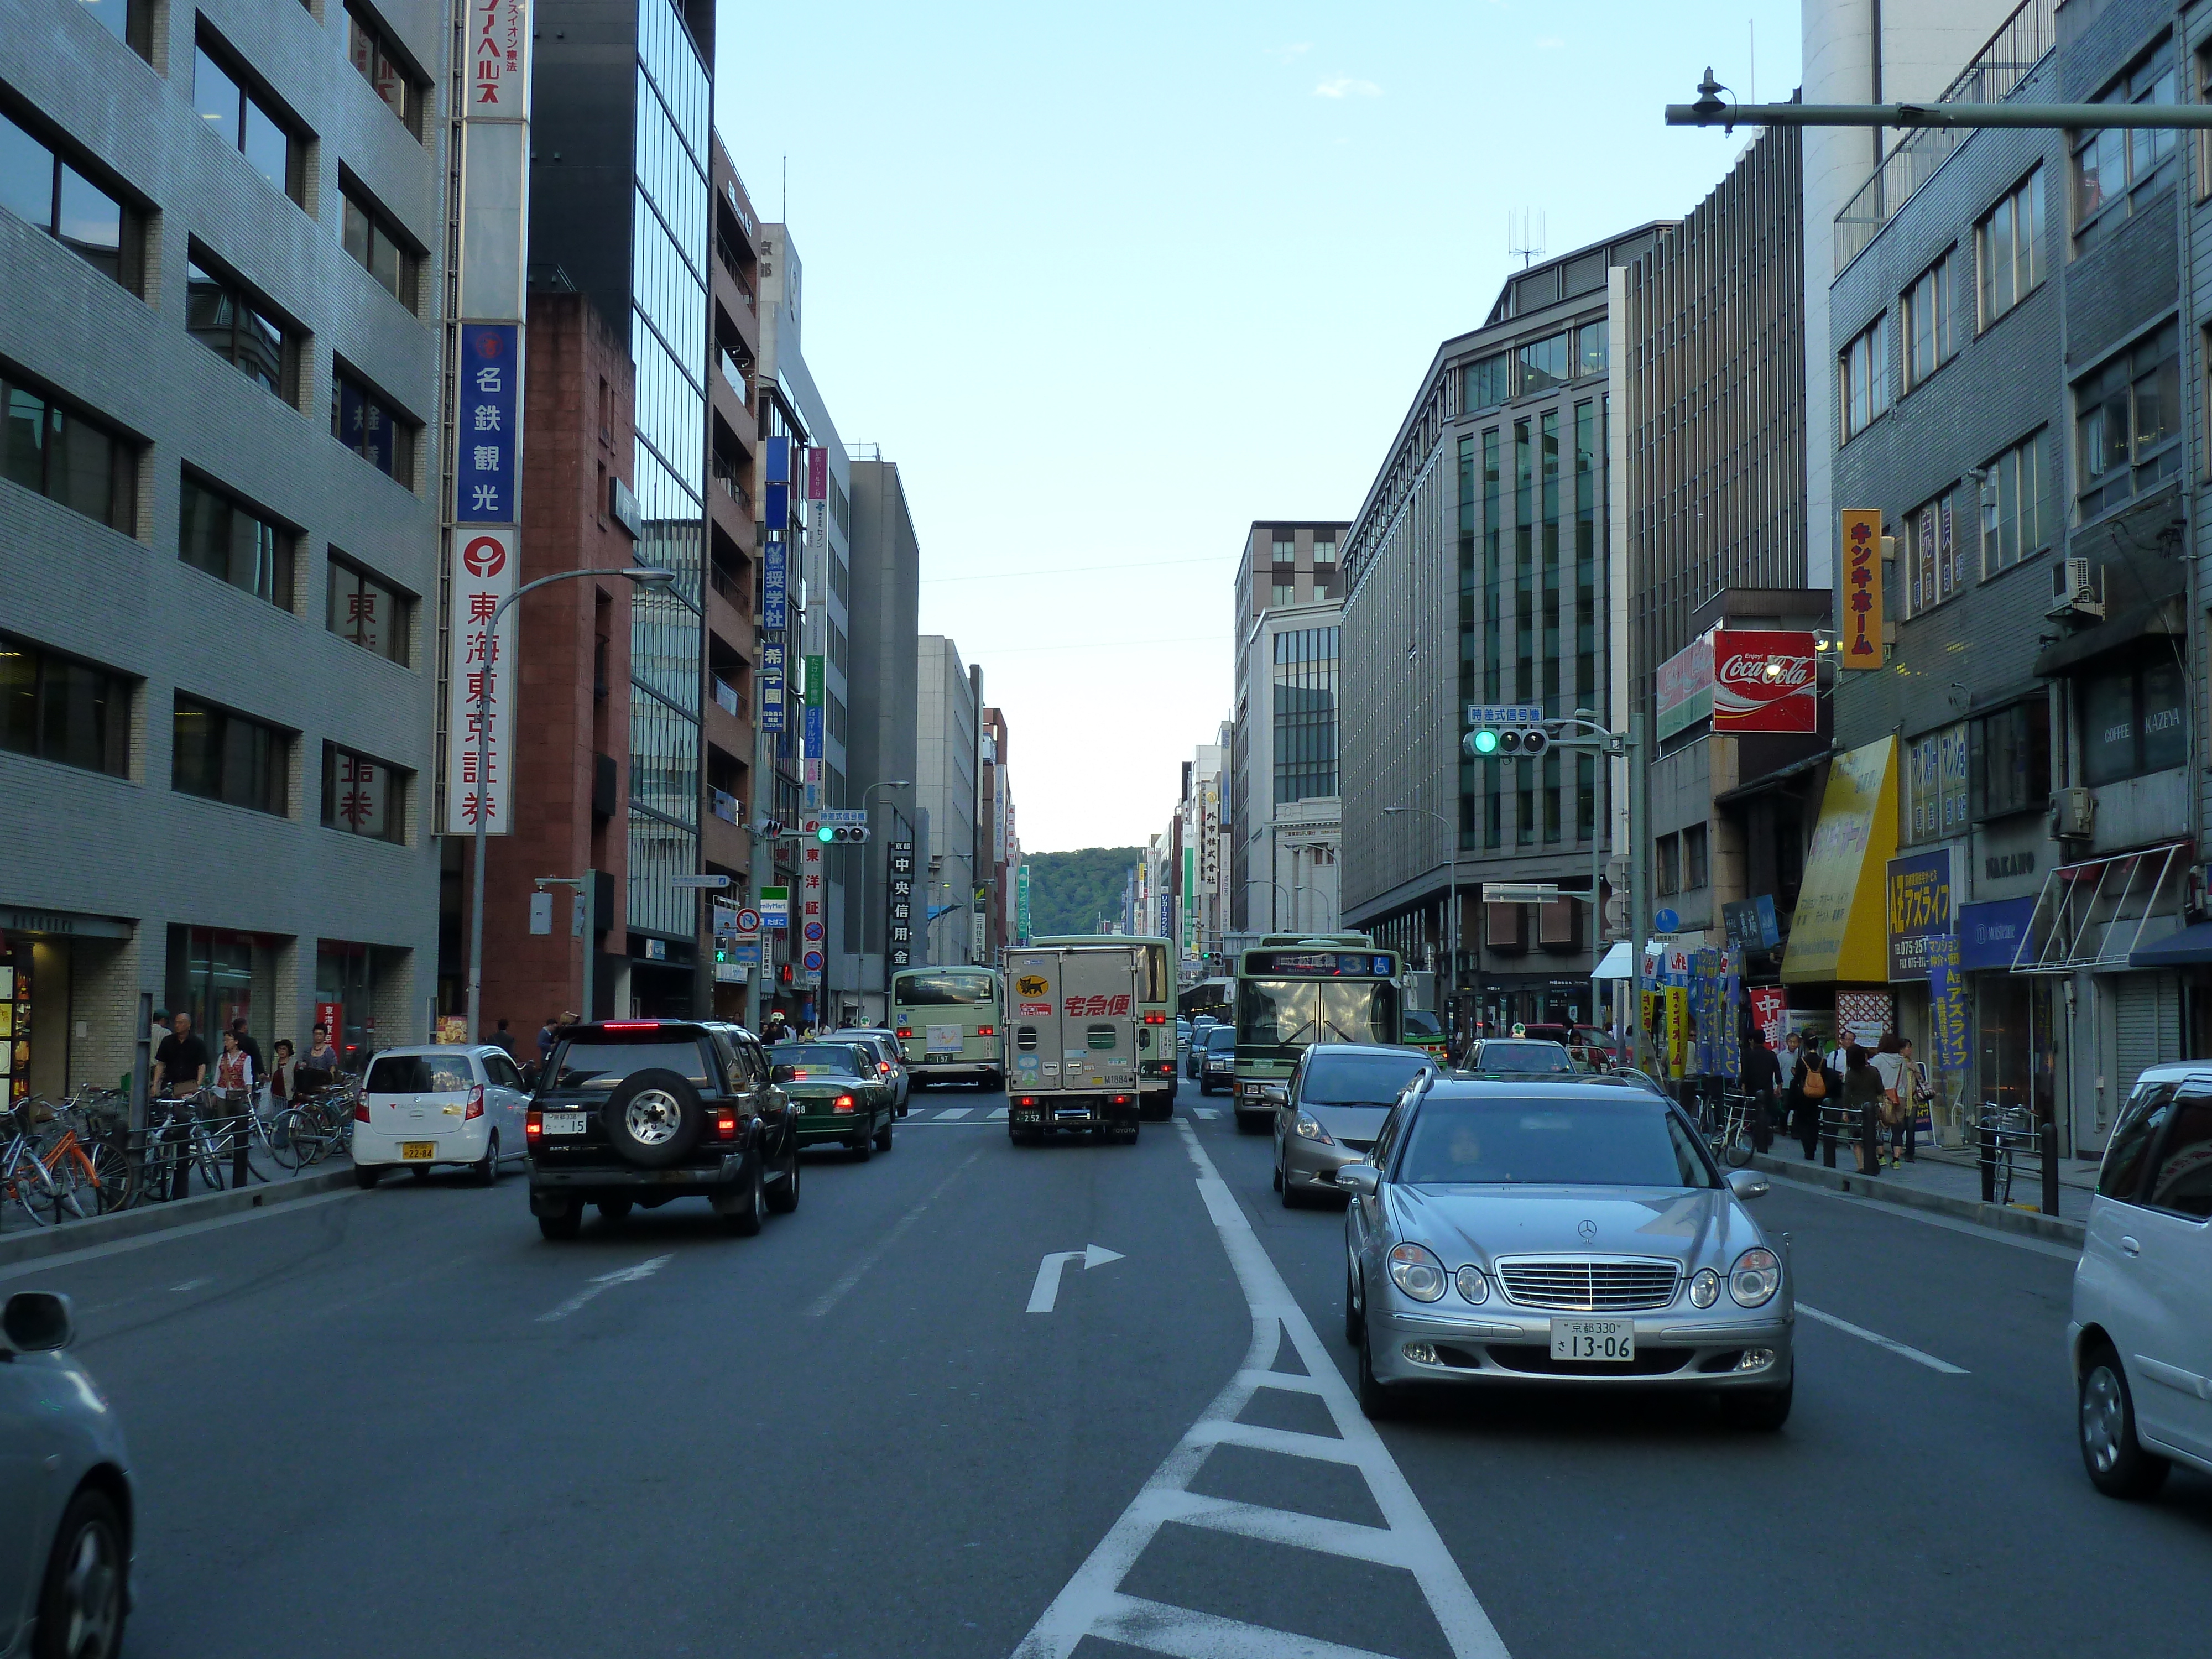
xmin=890 ymin=965 xmax=1006 ymax=1091
xmin=1230 ymin=935 xmax=1404 ymax=1132
xmin=1029 ymin=935 xmax=1177 ymax=1118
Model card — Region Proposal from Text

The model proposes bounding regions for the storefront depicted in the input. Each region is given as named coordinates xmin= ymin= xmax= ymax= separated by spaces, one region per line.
xmin=2 ymin=907 xmax=136 ymax=1101
xmin=167 ymin=926 xmax=281 ymax=1054
xmin=1956 ymin=896 xmax=2049 ymax=1126
xmin=1778 ymin=737 xmax=1898 ymax=1063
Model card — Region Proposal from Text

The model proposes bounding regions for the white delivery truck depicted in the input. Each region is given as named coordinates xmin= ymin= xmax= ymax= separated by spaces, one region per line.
xmin=1004 ymin=945 xmax=1144 ymax=1144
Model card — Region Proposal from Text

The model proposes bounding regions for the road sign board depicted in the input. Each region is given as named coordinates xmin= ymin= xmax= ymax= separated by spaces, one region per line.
xmin=817 ymin=808 xmax=868 ymax=825
xmin=1653 ymin=907 xmax=1682 ymax=933
xmin=1483 ymin=883 xmax=1561 ymax=904
xmin=670 ymin=873 xmax=730 ymax=889
xmin=760 ymin=887 xmax=789 ymax=927
xmin=734 ymin=907 xmax=761 ymax=934
xmin=1467 ymin=703 xmax=1544 ymax=728
xmin=802 ymin=921 xmax=825 ymax=942
xmin=802 ymin=949 xmax=825 ymax=973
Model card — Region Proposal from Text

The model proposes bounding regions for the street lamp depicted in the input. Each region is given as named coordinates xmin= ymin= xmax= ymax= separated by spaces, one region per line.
xmin=931 ymin=849 xmax=975 ymax=962
xmin=858 ymin=777 xmax=910 ymax=1019
xmin=466 ymin=563 xmax=676 ymax=1042
xmin=1384 ymin=804 xmax=1462 ymax=1037
xmin=1243 ymin=877 xmax=1292 ymax=935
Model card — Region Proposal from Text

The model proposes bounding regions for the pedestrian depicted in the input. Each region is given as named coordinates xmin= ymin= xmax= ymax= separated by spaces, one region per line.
xmin=537 ymin=1014 xmax=561 ymax=1068
xmin=1871 ymin=1034 xmax=1907 ymax=1168
xmin=269 ymin=1039 xmax=299 ymax=1105
xmin=488 ymin=1018 xmax=518 ymax=1057
xmin=1842 ymin=1044 xmax=1885 ymax=1176
xmin=228 ymin=1016 xmax=264 ymax=1078
xmin=1740 ymin=1036 xmax=1780 ymax=1154
xmin=150 ymin=1011 xmax=208 ymax=1099
xmin=212 ymin=1029 xmax=255 ymax=1187
xmin=1892 ymin=1037 xmax=1925 ymax=1164
xmin=1776 ymin=1032 xmax=1803 ymax=1136
xmin=304 ymin=1022 xmax=341 ymax=1077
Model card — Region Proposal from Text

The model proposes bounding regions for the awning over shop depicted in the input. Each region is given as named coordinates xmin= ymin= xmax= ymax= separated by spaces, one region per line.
xmin=1778 ymin=737 xmax=1897 ymax=985
xmin=1592 ymin=941 xmax=1635 ymax=980
xmin=2013 ymin=843 xmax=2188 ymax=972
xmin=2127 ymin=918 xmax=2212 ymax=968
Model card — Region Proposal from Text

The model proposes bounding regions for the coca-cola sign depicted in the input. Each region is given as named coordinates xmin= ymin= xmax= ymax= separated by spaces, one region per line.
xmin=1712 ymin=629 xmax=1817 ymax=732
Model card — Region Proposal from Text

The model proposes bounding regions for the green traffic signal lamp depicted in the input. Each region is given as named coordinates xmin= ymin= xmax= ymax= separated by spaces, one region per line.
xmin=1469 ymin=728 xmax=1501 ymax=757
xmin=816 ymin=822 xmax=836 ymax=844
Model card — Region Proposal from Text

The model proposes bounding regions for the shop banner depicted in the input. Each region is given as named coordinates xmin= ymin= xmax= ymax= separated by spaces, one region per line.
xmin=1664 ymin=985 xmax=1689 ymax=1078
xmin=1885 ymin=848 xmax=1953 ymax=982
xmin=762 ymin=539 xmax=787 ymax=631
xmin=1927 ymin=933 xmax=1970 ymax=1072
xmin=443 ymin=526 xmax=519 ymax=834
xmin=1958 ymin=896 xmax=2036 ymax=971
xmin=1712 ymin=630 xmax=1818 ymax=733
xmin=1749 ymin=986 xmax=1787 ymax=1048
xmin=1656 ymin=633 xmax=1714 ymax=740
xmin=886 ymin=839 xmax=915 ymax=971
xmin=1840 ymin=508 xmax=1885 ymax=670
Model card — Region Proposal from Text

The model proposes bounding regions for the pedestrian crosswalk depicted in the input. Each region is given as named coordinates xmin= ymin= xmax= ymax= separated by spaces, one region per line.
xmin=899 ymin=1105 xmax=1235 ymax=1126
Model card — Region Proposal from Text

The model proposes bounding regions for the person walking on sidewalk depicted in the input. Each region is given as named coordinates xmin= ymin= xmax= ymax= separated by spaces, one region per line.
xmin=1871 ymin=1034 xmax=1907 ymax=1168
xmin=1790 ymin=1041 xmax=1835 ymax=1160
xmin=1740 ymin=1036 xmax=1780 ymax=1154
xmin=1842 ymin=1045 xmax=1885 ymax=1176
xmin=1892 ymin=1037 xmax=1926 ymax=1164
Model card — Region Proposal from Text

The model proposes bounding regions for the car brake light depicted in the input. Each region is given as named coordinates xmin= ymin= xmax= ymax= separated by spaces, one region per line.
xmin=879 ymin=1063 xmax=893 ymax=1077
xmin=526 ymin=1109 xmax=543 ymax=1142
xmin=602 ymin=1020 xmax=661 ymax=1030
xmin=833 ymin=1094 xmax=855 ymax=1113
xmin=354 ymin=1100 xmax=371 ymax=1123
xmin=978 ymin=1025 xmax=995 ymax=1037
xmin=717 ymin=1109 xmax=738 ymax=1140
xmin=465 ymin=1084 xmax=485 ymax=1120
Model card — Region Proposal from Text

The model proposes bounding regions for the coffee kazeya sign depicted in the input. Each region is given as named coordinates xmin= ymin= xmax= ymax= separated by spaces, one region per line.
xmin=1711 ymin=629 xmax=1817 ymax=734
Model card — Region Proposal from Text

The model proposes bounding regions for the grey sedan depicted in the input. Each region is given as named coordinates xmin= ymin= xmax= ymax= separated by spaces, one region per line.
xmin=2 ymin=1291 xmax=133 ymax=1658
xmin=1342 ymin=1076 xmax=1793 ymax=1428
xmin=1272 ymin=1043 xmax=1437 ymax=1207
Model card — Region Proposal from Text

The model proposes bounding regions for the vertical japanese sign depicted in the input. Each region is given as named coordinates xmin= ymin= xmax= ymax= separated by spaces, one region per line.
xmin=886 ymin=839 xmax=915 ymax=970
xmin=467 ymin=0 xmax=528 ymax=111
xmin=762 ymin=539 xmax=788 ymax=630
xmin=807 ymin=446 xmax=828 ymax=500
xmin=444 ymin=529 xmax=519 ymax=832
xmin=1017 ymin=863 xmax=1032 ymax=943
xmin=1927 ymin=933 xmax=1970 ymax=1072
xmin=804 ymin=654 xmax=825 ymax=707
xmin=759 ymin=639 xmax=785 ymax=733
xmin=455 ymin=326 xmax=519 ymax=520
xmin=799 ymin=818 xmax=824 ymax=984
xmin=1839 ymin=508 xmax=1885 ymax=670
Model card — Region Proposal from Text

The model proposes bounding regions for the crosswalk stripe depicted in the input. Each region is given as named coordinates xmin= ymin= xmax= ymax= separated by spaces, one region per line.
xmin=1193 ymin=1107 xmax=1219 ymax=1120
xmin=933 ymin=1107 xmax=973 ymax=1121
xmin=987 ymin=1107 xmax=1009 ymax=1120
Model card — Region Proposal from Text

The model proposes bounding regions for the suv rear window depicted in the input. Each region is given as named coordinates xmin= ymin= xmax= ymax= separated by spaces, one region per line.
xmin=550 ymin=1039 xmax=712 ymax=1090
xmin=366 ymin=1054 xmax=473 ymax=1094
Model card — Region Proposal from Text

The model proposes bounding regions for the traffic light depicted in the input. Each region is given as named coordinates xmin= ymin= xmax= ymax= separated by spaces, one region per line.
xmin=1465 ymin=714 xmax=1550 ymax=758
xmin=816 ymin=823 xmax=870 ymax=844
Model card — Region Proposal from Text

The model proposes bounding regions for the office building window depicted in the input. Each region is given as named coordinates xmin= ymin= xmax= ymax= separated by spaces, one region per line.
xmin=0 ymin=111 xmax=145 ymax=293
xmin=1977 ymin=167 xmax=2045 ymax=328
xmin=331 ymin=372 xmax=417 ymax=485
xmin=2075 ymin=321 xmax=2179 ymax=521
xmin=1902 ymin=251 xmax=1956 ymax=393
xmin=1905 ymin=489 xmax=1961 ymax=616
xmin=1575 ymin=319 xmax=1607 ymax=378
xmin=193 ymin=34 xmax=305 ymax=204
xmin=80 ymin=0 xmax=154 ymax=56
xmin=1971 ymin=696 xmax=2051 ymax=819
xmin=173 ymin=695 xmax=287 ymax=816
xmin=1516 ymin=333 xmax=1568 ymax=394
xmin=1978 ymin=431 xmax=2046 ymax=575
xmin=2080 ymin=661 xmax=2188 ymax=787
xmin=1839 ymin=313 xmax=1891 ymax=442
xmin=321 ymin=743 xmax=404 ymax=841
xmin=1271 ymin=582 xmax=1296 ymax=607
xmin=0 ymin=633 xmax=129 ymax=777
xmin=179 ymin=473 xmax=294 ymax=609
xmin=346 ymin=6 xmax=426 ymax=138
xmin=1683 ymin=823 xmax=1709 ymax=890
xmin=326 ymin=553 xmax=410 ymax=664
xmin=1655 ymin=832 xmax=1679 ymax=896
xmin=341 ymin=185 xmax=419 ymax=310
xmin=828 ymin=618 xmax=848 ymax=674
xmin=1463 ymin=352 xmax=1510 ymax=411
xmin=2074 ymin=48 xmax=2175 ymax=247
xmin=187 ymin=254 xmax=299 ymax=403
xmin=1312 ymin=538 xmax=1336 ymax=566
xmin=1903 ymin=722 xmax=1969 ymax=843
xmin=1 ymin=372 xmax=136 ymax=533
xmin=1271 ymin=626 xmax=1337 ymax=804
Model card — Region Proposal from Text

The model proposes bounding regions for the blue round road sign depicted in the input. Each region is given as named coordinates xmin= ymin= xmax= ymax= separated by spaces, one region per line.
xmin=803 ymin=920 xmax=825 ymax=942
xmin=1653 ymin=907 xmax=1681 ymax=933
xmin=802 ymin=950 xmax=825 ymax=973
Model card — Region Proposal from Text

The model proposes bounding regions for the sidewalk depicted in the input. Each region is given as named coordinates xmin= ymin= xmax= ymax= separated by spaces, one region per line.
xmin=1751 ymin=1133 xmax=2092 ymax=1248
xmin=0 ymin=1158 xmax=357 ymax=1270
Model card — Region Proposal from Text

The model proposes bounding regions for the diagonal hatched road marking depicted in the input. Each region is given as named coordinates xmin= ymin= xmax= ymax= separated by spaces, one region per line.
xmin=1013 ymin=1121 xmax=1510 ymax=1659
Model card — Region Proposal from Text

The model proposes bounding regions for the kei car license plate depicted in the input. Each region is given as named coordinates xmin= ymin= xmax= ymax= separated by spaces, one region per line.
xmin=400 ymin=1141 xmax=437 ymax=1161
xmin=542 ymin=1112 xmax=586 ymax=1135
xmin=1550 ymin=1318 xmax=1635 ymax=1361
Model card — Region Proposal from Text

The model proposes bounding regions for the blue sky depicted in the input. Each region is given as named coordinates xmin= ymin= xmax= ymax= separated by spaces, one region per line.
xmin=718 ymin=0 xmax=1804 ymax=853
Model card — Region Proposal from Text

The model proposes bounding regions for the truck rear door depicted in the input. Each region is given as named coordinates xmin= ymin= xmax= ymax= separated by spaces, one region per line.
xmin=1060 ymin=950 xmax=1138 ymax=1093
xmin=1007 ymin=952 xmax=1062 ymax=1095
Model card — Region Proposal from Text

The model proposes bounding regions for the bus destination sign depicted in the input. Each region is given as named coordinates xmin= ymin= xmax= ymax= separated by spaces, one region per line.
xmin=1248 ymin=951 xmax=1393 ymax=977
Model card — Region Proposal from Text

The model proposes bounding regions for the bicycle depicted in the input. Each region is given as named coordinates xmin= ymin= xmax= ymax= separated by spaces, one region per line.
xmin=1981 ymin=1103 xmax=2036 ymax=1206
xmin=274 ymin=1082 xmax=358 ymax=1167
xmin=1 ymin=1099 xmax=68 ymax=1228
xmin=142 ymin=1093 xmax=232 ymax=1202
xmin=1713 ymin=1089 xmax=1759 ymax=1169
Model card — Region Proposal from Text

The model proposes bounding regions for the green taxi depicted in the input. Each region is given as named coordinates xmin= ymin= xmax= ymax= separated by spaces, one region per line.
xmin=768 ymin=1042 xmax=898 ymax=1160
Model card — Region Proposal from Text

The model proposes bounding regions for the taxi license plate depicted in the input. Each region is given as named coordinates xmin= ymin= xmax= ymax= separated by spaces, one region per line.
xmin=1550 ymin=1318 xmax=1634 ymax=1361
xmin=401 ymin=1141 xmax=438 ymax=1162
xmin=542 ymin=1112 xmax=587 ymax=1135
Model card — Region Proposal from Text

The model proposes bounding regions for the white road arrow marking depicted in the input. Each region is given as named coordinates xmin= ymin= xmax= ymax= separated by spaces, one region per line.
xmin=1026 ymin=1243 xmax=1126 ymax=1313
xmin=538 ymin=1253 xmax=674 ymax=1322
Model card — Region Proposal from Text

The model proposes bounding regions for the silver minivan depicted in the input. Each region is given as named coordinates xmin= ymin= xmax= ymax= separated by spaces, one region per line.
xmin=352 ymin=1045 xmax=532 ymax=1186
xmin=2070 ymin=1062 xmax=2212 ymax=1497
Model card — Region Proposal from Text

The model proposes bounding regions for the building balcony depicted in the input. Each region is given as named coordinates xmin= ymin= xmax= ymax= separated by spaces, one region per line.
xmin=702 ymin=792 xmax=750 ymax=879
xmin=710 ymin=369 xmax=754 ymax=462
xmin=712 ymin=242 xmax=759 ymax=354
xmin=705 ymin=566 xmax=753 ymax=664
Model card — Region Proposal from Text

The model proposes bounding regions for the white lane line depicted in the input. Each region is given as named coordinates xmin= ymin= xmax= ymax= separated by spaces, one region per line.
xmin=934 ymin=1107 xmax=975 ymax=1121
xmin=1192 ymin=1108 xmax=1220 ymax=1120
xmin=1013 ymin=1120 xmax=1509 ymax=1659
xmin=168 ymin=1277 xmax=211 ymax=1293
xmin=0 ymin=1187 xmax=365 ymax=1286
xmin=804 ymin=1146 xmax=983 ymax=1318
xmin=538 ymin=1253 xmax=672 ymax=1322
xmin=1798 ymin=1303 xmax=1968 ymax=1375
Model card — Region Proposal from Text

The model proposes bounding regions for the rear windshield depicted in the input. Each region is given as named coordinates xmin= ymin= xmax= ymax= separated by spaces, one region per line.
xmin=366 ymin=1054 xmax=473 ymax=1095
xmin=549 ymin=1040 xmax=711 ymax=1090
xmin=1303 ymin=1052 xmax=1430 ymax=1107
xmin=1397 ymin=1097 xmax=1714 ymax=1188
xmin=1205 ymin=1027 xmax=1237 ymax=1050
xmin=770 ymin=1044 xmax=869 ymax=1077
xmin=1469 ymin=1041 xmax=1573 ymax=1073
xmin=896 ymin=973 xmax=997 ymax=1006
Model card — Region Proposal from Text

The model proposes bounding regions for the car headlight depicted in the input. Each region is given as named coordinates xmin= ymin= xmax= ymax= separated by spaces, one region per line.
xmin=1688 ymin=1268 xmax=1721 ymax=1309
xmin=1729 ymin=1248 xmax=1781 ymax=1307
xmin=1293 ymin=1112 xmax=1333 ymax=1144
xmin=1387 ymin=1242 xmax=1448 ymax=1302
xmin=1454 ymin=1264 xmax=1489 ymax=1305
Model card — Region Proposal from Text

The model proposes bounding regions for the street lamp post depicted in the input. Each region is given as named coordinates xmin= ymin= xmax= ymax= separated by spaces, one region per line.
xmin=1243 ymin=877 xmax=1292 ymax=937
xmin=466 ymin=564 xmax=675 ymax=1042
xmin=931 ymin=850 xmax=974 ymax=962
xmin=1384 ymin=805 xmax=1461 ymax=1039
xmin=858 ymin=778 xmax=910 ymax=1021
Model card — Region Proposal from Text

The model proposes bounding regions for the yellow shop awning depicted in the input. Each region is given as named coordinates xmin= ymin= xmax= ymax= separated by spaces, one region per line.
xmin=1779 ymin=737 xmax=1898 ymax=984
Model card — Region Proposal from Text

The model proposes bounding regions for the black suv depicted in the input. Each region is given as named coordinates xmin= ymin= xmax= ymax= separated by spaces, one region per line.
xmin=526 ymin=1019 xmax=800 ymax=1240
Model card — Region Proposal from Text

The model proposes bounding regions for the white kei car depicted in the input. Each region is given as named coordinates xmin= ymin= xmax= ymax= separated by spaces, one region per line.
xmin=352 ymin=1045 xmax=533 ymax=1186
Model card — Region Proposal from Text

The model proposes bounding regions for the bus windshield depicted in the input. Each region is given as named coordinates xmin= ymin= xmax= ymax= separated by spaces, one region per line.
xmin=1238 ymin=980 xmax=1399 ymax=1048
xmin=894 ymin=972 xmax=998 ymax=1006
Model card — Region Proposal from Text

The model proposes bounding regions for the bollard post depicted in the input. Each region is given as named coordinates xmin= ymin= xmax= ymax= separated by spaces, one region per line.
xmin=1821 ymin=1103 xmax=1837 ymax=1168
xmin=1979 ymin=1110 xmax=1996 ymax=1203
xmin=2040 ymin=1117 xmax=2060 ymax=1219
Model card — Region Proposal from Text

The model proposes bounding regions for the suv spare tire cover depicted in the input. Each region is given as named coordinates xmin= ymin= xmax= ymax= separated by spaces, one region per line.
xmin=604 ymin=1068 xmax=708 ymax=1168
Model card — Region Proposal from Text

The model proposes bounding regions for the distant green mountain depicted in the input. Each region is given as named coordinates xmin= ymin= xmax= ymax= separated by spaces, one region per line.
xmin=1024 ymin=847 xmax=1144 ymax=938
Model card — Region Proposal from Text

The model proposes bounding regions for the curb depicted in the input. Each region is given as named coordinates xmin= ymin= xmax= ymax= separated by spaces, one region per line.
xmin=0 ymin=1163 xmax=359 ymax=1269
xmin=1750 ymin=1151 xmax=2086 ymax=1248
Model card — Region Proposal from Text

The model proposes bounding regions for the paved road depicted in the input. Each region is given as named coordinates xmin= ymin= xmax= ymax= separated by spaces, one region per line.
xmin=9 ymin=1088 xmax=2209 ymax=1657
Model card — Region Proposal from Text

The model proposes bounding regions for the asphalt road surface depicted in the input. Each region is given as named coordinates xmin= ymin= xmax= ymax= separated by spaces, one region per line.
xmin=9 ymin=1088 xmax=2209 ymax=1658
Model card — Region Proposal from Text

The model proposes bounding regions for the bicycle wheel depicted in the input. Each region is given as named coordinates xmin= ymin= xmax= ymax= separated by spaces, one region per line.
xmin=2 ymin=1161 xmax=53 ymax=1229
xmin=1722 ymin=1113 xmax=1755 ymax=1168
xmin=88 ymin=1140 xmax=134 ymax=1212
xmin=270 ymin=1108 xmax=311 ymax=1170
xmin=48 ymin=1154 xmax=95 ymax=1222
xmin=193 ymin=1133 xmax=228 ymax=1193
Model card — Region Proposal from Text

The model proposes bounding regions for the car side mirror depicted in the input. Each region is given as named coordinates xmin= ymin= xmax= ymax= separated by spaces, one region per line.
xmin=1337 ymin=1165 xmax=1380 ymax=1198
xmin=771 ymin=1064 xmax=796 ymax=1085
xmin=1726 ymin=1170 xmax=1769 ymax=1201
xmin=2 ymin=1291 xmax=75 ymax=1353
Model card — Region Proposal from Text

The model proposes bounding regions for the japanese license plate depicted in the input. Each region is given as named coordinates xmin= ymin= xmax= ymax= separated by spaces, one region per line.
xmin=542 ymin=1112 xmax=587 ymax=1135
xmin=925 ymin=1053 xmax=957 ymax=1065
xmin=1550 ymin=1318 xmax=1635 ymax=1361
xmin=401 ymin=1141 xmax=437 ymax=1162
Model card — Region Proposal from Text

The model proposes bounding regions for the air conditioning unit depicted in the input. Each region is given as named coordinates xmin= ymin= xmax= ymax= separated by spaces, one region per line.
xmin=2047 ymin=557 xmax=2104 ymax=619
xmin=2051 ymin=787 xmax=2095 ymax=839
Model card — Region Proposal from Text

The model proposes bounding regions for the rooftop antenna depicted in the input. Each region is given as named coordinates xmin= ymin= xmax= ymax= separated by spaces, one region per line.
xmin=1506 ymin=208 xmax=1546 ymax=270
xmin=781 ymin=154 xmax=787 ymax=220
xmin=1748 ymin=19 xmax=1756 ymax=106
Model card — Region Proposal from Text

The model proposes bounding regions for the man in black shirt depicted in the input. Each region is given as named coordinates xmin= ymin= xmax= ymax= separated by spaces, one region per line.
xmin=152 ymin=1012 xmax=209 ymax=1098
xmin=488 ymin=1018 xmax=518 ymax=1057
xmin=1740 ymin=1037 xmax=1782 ymax=1155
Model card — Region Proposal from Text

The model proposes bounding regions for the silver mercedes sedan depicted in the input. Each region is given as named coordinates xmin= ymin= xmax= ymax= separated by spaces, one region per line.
xmin=1341 ymin=1075 xmax=1794 ymax=1428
